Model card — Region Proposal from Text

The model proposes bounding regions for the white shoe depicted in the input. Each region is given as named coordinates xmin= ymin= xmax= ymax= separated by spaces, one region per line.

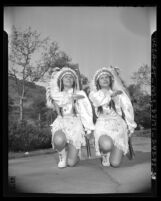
xmin=58 ymin=149 xmax=67 ymax=168
xmin=101 ymin=153 xmax=110 ymax=167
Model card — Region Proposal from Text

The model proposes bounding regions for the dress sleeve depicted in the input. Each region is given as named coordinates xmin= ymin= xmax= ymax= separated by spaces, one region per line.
xmin=119 ymin=92 xmax=137 ymax=134
xmin=50 ymin=90 xmax=72 ymax=107
xmin=77 ymin=91 xmax=95 ymax=133
xmin=89 ymin=90 xmax=111 ymax=107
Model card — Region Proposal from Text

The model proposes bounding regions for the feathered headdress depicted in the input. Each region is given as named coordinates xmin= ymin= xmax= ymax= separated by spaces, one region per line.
xmin=90 ymin=66 xmax=130 ymax=98
xmin=46 ymin=67 xmax=80 ymax=110
xmin=46 ymin=67 xmax=60 ymax=109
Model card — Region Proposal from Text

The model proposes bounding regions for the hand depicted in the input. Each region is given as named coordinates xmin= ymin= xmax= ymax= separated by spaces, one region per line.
xmin=72 ymin=94 xmax=85 ymax=100
xmin=85 ymin=133 xmax=92 ymax=140
xmin=85 ymin=130 xmax=94 ymax=140
xmin=128 ymin=130 xmax=133 ymax=138
xmin=111 ymin=90 xmax=123 ymax=98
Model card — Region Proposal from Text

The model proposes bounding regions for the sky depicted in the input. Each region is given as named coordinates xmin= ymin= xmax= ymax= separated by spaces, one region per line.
xmin=4 ymin=6 xmax=156 ymax=87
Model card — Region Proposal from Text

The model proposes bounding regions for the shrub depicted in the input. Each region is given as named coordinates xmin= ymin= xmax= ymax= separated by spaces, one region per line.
xmin=133 ymin=129 xmax=151 ymax=137
xmin=9 ymin=120 xmax=52 ymax=152
xmin=134 ymin=109 xmax=151 ymax=129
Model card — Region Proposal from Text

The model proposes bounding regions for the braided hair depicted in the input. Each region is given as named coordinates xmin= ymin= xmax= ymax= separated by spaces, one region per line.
xmin=96 ymin=79 xmax=116 ymax=114
xmin=59 ymin=79 xmax=77 ymax=117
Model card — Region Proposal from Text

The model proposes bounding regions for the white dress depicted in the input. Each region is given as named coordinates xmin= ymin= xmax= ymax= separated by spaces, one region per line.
xmin=89 ymin=89 xmax=137 ymax=156
xmin=50 ymin=88 xmax=95 ymax=150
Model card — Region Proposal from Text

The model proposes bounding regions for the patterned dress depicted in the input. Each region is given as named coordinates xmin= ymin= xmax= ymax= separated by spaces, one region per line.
xmin=89 ymin=89 xmax=137 ymax=156
xmin=50 ymin=88 xmax=95 ymax=150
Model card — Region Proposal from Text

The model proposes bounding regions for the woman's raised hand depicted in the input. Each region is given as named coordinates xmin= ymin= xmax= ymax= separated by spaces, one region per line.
xmin=111 ymin=90 xmax=123 ymax=98
xmin=72 ymin=94 xmax=85 ymax=100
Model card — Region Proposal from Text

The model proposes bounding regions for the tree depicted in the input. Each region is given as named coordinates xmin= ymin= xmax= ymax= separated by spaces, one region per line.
xmin=39 ymin=42 xmax=69 ymax=77
xmin=131 ymin=64 xmax=151 ymax=95
xmin=127 ymin=84 xmax=143 ymax=105
xmin=8 ymin=96 xmax=14 ymax=113
xmin=9 ymin=26 xmax=84 ymax=123
xmin=9 ymin=26 xmax=49 ymax=122
xmin=31 ymin=97 xmax=47 ymax=127
xmin=45 ymin=109 xmax=57 ymax=125
xmin=31 ymin=97 xmax=57 ymax=127
xmin=41 ymin=44 xmax=84 ymax=90
xmin=43 ymin=44 xmax=80 ymax=74
xmin=38 ymin=41 xmax=81 ymax=84
xmin=129 ymin=65 xmax=151 ymax=129
xmin=81 ymin=73 xmax=89 ymax=85
xmin=128 ymin=83 xmax=151 ymax=129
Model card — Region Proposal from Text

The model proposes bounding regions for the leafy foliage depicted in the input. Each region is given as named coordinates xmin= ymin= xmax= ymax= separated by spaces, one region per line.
xmin=128 ymin=84 xmax=151 ymax=129
xmin=8 ymin=96 xmax=14 ymax=112
xmin=131 ymin=65 xmax=151 ymax=95
xmin=9 ymin=120 xmax=52 ymax=152
xmin=128 ymin=64 xmax=151 ymax=129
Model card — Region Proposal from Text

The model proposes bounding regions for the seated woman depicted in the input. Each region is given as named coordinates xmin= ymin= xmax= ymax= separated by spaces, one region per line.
xmin=46 ymin=67 xmax=95 ymax=168
xmin=89 ymin=66 xmax=137 ymax=167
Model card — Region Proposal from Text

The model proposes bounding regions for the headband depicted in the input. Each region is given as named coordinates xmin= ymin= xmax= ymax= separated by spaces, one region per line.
xmin=59 ymin=71 xmax=77 ymax=81
xmin=96 ymin=71 xmax=114 ymax=81
xmin=94 ymin=70 xmax=114 ymax=86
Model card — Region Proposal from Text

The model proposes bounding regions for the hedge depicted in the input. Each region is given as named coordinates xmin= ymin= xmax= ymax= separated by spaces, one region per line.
xmin=9 ymin=120 xmax=52 ymax=152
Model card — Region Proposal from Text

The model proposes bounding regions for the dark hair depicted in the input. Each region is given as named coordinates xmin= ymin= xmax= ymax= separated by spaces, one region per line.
xmin=97 ymin=100 xmax=116 ymax=114
xmin=59 ymin=79 xmax=77 ymax=117
xmin=96 ymin=77 xmax=116 ymax=114
xmin=60 ymin=79 xmax=77 ymax=91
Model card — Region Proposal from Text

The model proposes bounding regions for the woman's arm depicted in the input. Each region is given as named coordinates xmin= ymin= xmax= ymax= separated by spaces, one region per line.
xmin=89 ymin=90 xmax=111 ymax=107
xmin=77 ymin=90 xmax=95 ymax=133
xmin=50 ymin=90 xmax=73 ymax=107
xmin=119 ymin=92 xmax=137 ymax=135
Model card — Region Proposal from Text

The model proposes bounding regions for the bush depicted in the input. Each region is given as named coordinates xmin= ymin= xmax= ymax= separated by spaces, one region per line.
xmin=134 ymin=109 xmax=151 ymax=129
xmin=9 ymin=120 xmax=52 ymax=152
xmin=133 ymin=129 xmax=151 ymax=137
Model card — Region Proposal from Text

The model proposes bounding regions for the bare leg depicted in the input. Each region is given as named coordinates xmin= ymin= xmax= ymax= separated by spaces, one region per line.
xmin=110 ymin=146 xmax=123 ymax=167
xmin=98 ymin=135 xmax=114 ymax=153
xmin=53 ymin=130 xmax=67 ymax=168
xmin=67 ymin=143 xmax=80 ymax=167
xmin=53 ymin=130 xmax=67 ymax=151
xmin=98 ymin=135 xmax=113 ymax=167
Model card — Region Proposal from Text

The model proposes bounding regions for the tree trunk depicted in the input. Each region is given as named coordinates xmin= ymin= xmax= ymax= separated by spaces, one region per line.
xmin=19 ymin=81 xmax=25 ymax=122
xmin=38 ymin=113 xmax=41 ymax=128
xmin=19 ymin=97 xmax=24 ymax=122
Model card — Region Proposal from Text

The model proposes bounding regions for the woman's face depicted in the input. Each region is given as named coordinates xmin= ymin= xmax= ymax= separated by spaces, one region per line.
xmin=98 ymin=74 xmax=111 ymax=89
xmin=62 ymin=74 xmax=74 ymax=88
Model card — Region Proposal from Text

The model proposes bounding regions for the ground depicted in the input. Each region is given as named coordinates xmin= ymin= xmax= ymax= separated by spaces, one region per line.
xmin=8 ymin=136 xmax=152 ymax=195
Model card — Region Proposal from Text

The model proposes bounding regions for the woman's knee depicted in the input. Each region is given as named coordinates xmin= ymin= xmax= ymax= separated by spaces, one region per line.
xmin=99 ymin=135 xmax=113 ymax=152
xmin=53 ymin=130 xmax=66 ymax=149
xmin=67 ymin=158 xmax=77 ymax=167
xmin=110 ymin=146 xmax=123 ymax=167
xmin=110 ymin=159 xmax=121 ymax=168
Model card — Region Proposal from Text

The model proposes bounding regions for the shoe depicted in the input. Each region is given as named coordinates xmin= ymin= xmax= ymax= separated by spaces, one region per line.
xmin=101 ymin=153 xmax=110 ymax=167
xmin=58 ymin=149 xmax=67 ymax=168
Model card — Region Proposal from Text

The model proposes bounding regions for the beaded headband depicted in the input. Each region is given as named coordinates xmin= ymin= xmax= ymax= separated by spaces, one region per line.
xmin=94 ymin=70 xmax=114 ymax=85
xmin=55 ymin=68 xmax=80 ymax=90
xmin=59 ymin=71 xmax=77 ymax=81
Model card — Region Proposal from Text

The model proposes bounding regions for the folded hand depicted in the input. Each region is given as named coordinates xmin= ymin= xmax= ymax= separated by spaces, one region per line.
xmin=111 ymin=90 xmax=123 ymax=98
xmin=72 ymin=94 xmax=85 ymax=100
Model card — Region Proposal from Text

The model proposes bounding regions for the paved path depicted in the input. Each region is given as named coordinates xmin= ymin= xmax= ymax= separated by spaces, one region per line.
xmin=8 ymin=137 xmax=151 ymax=194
